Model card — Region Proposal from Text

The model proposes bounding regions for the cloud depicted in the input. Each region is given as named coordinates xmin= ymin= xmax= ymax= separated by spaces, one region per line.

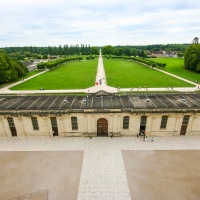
xmin=0 ymin=0 xmax=200 ymax=47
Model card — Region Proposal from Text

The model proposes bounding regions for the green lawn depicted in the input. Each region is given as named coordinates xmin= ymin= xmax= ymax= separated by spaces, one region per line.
xmin=11 ymin=60 xmax=97 ymax=90
xmin=0 ymin=70 xmax=40 ymax=89
xmin=103 ymin=60 xmax=193 ymax=88
xmin=149 ymin=58 xmax=200 ymax=82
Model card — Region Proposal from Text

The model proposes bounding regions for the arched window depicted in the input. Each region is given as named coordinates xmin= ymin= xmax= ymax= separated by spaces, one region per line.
xmin=123 ymin=116 xmax=129 ymax=129
xmin=71 ymin=117 xmax=78 ymax=130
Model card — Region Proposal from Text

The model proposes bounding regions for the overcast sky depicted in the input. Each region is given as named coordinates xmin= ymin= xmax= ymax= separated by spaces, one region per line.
xmin=0 ymin=0 xmax=200 ymax=47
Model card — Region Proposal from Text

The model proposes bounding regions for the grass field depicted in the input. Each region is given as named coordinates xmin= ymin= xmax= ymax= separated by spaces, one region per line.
xmin=0 ymin=70 xmax=40 ymax=89
xmin=11 ymin=60 xmax=97 ymax=90
xmin=149 ymin=58 xmax=200 ymax=82
xmin=103 ymin=60 xmax=193 ymax=88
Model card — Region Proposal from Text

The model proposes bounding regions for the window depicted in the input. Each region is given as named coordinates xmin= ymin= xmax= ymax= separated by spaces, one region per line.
xmin=7 ymin=117 xmax=15 ymax=127
xmin=50 ymin=117 xmax=58 ymax=127
xmin=160 ymin=116 xmax=168 ymax=129
xmin=71 ymin=117 xmax=78 ymax=130
xmin=31 ymin=117 xmax=39 ymax=130
xmin=140 ymin=116 xmax=147 ymax=126
xmin=182 ymin=116 xmax=190 ymax=125
xmin=123 ymin=116 xmax=129 ymax=129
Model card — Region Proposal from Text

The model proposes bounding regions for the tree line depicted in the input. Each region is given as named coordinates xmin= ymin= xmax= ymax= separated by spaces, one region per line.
xmin=102 ymin=44 xmax=189 ymax=57
xmin=1 ymin=44 xmax=99 ymax=59
xmin=0 ymin=43 xmax=189 ymax=62
xmin=37 ymin=57 xmax=83 ymax=70
xmin=106 ymin=55 xmax=166 ymax=69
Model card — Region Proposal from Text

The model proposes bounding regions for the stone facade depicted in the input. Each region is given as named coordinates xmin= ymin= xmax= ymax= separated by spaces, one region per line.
xmin=0 ymin=112 xmax=200 ymax=137
xmin=1 ymin=93 xmax=200 ymax=138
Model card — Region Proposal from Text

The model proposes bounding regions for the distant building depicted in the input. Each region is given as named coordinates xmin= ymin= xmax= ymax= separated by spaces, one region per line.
xmin=147 ymin=51 xmax=178 ymax=58
xmin=0 ymin=92 xmax=200 ymax=137
xmin=22 ymin=61 xmax=37 ymax=71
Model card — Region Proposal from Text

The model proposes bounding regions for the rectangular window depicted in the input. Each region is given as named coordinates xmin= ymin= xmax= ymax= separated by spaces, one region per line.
xmin=50 ymin=117 xmax=58 ymax=127
xmin=71 ymin=117 xmax=78 ymax=130
xmin=182 ymin=116 xmax=190 ymax=125
xmin=160 ymin=116 xmax=168 ymax=129
xmin=140 ymin=116 xmax=147 ymax=126
xmin=123 ymin=116 xmax=129 ymax=129
xmin=31 ymin=117 xmax=39 ymax=130
xmin=7 ymin=117 xmax=15 ymax=127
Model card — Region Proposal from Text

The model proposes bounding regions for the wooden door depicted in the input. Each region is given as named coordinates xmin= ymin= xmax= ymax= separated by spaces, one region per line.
xmin=180 ymin=125 xmax=187 ymax=135
xmin=97 ymin=118 xmax=108 ymax=137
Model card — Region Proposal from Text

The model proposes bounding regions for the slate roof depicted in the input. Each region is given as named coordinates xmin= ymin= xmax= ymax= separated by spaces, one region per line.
xmin=1 ymin=93 xmax=200 ymax=114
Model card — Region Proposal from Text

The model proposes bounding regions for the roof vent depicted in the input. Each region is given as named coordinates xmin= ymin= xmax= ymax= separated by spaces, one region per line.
xmin=63 ymin=99 xmax=68 ymax=103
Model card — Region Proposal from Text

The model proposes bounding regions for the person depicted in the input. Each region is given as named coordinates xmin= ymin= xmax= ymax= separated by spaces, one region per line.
xmin=144 ymin=131 xmax=146 ymax=138
xmin=141 ymin=130 xmax=144 ymax=137
xmin=145 ymin=136 xmax=148 ymax=142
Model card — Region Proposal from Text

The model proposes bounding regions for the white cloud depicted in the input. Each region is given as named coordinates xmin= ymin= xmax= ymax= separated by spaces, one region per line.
xmin=0 ymin=0 xmax=200 ymax=46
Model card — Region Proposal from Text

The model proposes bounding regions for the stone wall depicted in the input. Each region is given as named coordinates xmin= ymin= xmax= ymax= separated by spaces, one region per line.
xmin=0 ymin=112 xmax=200 ymax=137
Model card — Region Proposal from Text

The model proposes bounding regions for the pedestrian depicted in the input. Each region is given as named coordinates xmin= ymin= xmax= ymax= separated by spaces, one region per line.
xmin=144 ymin=131 xmax=146 ymax=139
xmin=145 ymin=136 xmax=148 ymax=142
xmin=141 ymin=130 xmax=144 ymax=137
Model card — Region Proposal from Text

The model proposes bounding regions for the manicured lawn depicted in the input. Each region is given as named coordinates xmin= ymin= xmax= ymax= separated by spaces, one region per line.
xmin=149 ymin=58 xmax=200 ymax=82
xmin=0 ymin=70 xmax=40 ymax=89
xmin=11 ymin=60 xmax=97 ymax=90
xmin=103 ymin=60 xmax=193 ymax=88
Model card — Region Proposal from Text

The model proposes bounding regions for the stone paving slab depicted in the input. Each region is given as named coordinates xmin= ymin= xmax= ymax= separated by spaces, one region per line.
xmin=0 ymin=151 xmax=83 ymax=200
xmin=122 ymin=150 xmax=200 ymax=200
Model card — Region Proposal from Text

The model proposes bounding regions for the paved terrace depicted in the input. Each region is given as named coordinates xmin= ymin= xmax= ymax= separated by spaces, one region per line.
xmin=0 ymin=136 xmax=200 ymax=200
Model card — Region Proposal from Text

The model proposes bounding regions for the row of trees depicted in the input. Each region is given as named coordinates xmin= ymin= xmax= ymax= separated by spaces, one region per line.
xmin=37 ymin=57 xmax=83 ymax=70
xmin=102 ymin=45 xmax=147 ymax=57
xmin=184 ymin=37 xmax=200 ymax=73
xmin=1 ymin=45 xmax=99 ymax=58
xmin=0 ymin=51 xmax=28 ymax=83
xmin=101 ymin=44 xmax=190 ymax=57
xmin=1 ymin=43 xmax=190 ymax=61
xmin=106 ymin=55 xmax=166 ymax=69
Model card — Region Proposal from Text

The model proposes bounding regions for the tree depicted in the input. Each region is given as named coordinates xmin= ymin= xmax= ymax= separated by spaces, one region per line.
xmin=102 ymin=45 xmax=114 ymax=55
xmin=0 ymin=52 xmax=27 ymax=83
xmin=90 ymin=46 xmax=99 ymax=55
xmin=184 ymin=42 xmax=200 ymax=72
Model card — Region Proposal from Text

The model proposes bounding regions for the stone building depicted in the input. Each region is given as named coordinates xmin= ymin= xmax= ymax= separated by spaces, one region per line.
xmin=0 ymin=92 xmax=200 ymax=138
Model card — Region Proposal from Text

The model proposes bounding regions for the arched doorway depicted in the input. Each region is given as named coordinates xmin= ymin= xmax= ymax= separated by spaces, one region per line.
xmin=97 ymin=118 xmax=108 ymax=137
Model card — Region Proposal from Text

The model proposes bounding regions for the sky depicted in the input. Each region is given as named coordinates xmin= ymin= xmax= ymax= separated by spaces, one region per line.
xmin=0 ymin=0 xmax=200 ymax=47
